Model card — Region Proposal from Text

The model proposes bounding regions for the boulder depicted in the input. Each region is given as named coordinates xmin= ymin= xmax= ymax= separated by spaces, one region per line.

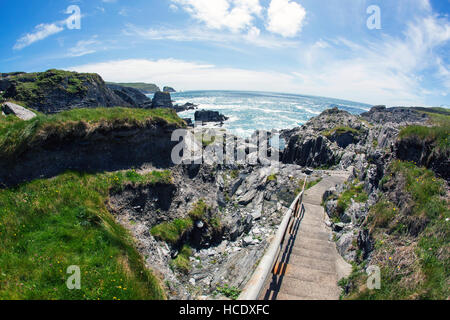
xmin=152 ymin=91 xmax=173 ymax=108
xmin=1 ymin=102 xmax=36 ymax=120
xmin=194 ymin=110 xmax=229 ymax=123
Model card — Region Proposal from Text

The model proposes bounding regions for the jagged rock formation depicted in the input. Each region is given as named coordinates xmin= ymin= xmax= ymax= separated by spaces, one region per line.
xmin=0 ymin=70 xmax=153 ymax=113
xmin=281 ymin=106 xmax=431 ymax=171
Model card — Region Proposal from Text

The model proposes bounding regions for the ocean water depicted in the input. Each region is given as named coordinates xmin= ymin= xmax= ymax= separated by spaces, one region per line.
xmin=157 ymin=90 xmax=372 ymax=137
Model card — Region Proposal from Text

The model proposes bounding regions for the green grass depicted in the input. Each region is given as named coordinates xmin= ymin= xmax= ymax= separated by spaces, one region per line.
xmin=336 ymin=182 xmax=369 ymax=215
xmin=399 ymin=109 xmax=450 ymax=153
xmin=150 ymin=218 xmax=193 ymax=246
xmin=170 ymin=245 xmax=192 ymax=274
xmin=0 ymin=170 xmax=170 ymax=300
xmin=150 ymin=200 xmax=209 ymax=245
xmin=5 ymin=70 xmax=93 ymax=103
xmin=323 ymin=126 xmax=360 ymax=137
xmin=342 ymin=161 xmax=449 ymax=300
xmin=215 ymin=284 xmax=241 ymax=300
xmin=0 ymin=107 xmax=185 ymax=161
xmin=188 ymin=199 xmax=208 ymax=221
xmin=305 ymin=178 xmax=322 ymax=190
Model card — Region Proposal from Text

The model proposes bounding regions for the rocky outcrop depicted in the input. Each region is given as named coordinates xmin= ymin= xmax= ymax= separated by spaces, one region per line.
xmin=194 ymin=110 xmax=229 ymax=123
xmin=1 ymin=70 xmax=153 ymax=113
xmin=152 ymin=91 xmax=173 ymax=109
xmin=1 ymin=102 xmax=36 ymax=120
xmin=163 ymin=86 xmax=176 ymax=93
xmin=282 ymin=108 xmax=368 ymax=168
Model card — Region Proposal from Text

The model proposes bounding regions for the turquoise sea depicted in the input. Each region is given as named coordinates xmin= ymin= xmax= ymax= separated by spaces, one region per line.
xmin=154 ymin=90 xmax=373 ymax=137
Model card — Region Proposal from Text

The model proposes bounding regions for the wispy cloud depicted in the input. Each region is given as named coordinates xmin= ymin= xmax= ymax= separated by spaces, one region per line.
xmin=123 ymin=24 xmax=299 ymax=49
xmin=13 ymin=23 xmax=64 ymax=50
xmin=67 ymin=37 xmax=102 ymax=57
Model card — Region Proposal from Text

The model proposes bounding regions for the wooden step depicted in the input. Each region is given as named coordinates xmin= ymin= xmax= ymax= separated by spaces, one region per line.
xmin=286 ymin=254 xmax=336 ymax=273
xmin=289 ymin=246 xmax=335 ymax=261
xmin=283 ymin=264 xmax=337 ymax=284
xmin=277 ymin=276 xmax=340 ymax=300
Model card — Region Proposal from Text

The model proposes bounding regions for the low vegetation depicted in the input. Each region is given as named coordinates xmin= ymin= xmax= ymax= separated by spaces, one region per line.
xmin=336 ymin=181 xmax=368 ymax=215
xmin=323 ymin=126 xmax=361 ymax=137
xmin=0 ymin=170 xmax=170 ymax=300
xmin=150 ymin=200 xmax=209 ymax=245
xmin=4 ymin=70 xmax=93 ymax=103
xmin=342 ymin=161 xmax=449 ymax=300
xmin=170 ymin=245 xmax=193 ymax=274
xmin=214 ymin=284 xmax=241 ymax=300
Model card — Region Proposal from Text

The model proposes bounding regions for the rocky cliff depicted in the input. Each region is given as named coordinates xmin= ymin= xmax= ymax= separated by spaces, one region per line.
xmin=1 ymin=70 xmax=153 ymax=113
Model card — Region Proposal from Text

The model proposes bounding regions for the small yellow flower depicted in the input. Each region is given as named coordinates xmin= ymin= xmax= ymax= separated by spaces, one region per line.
xmin=389 ymin=257 xmax=392 ymax=260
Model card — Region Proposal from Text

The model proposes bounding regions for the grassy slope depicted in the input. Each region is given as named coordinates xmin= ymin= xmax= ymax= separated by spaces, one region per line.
xmin=341 ymin=161 xmax=449 ymax=300
xmin=0 ymin=170 xmax=172 ymax=300
xmin=0 ymin=107 xmax=185 ymax=160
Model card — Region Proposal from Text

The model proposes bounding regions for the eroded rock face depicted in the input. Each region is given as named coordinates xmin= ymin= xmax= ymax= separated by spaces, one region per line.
xmin=0 ymin=121 xmax=180 ymax=187
xmin=395 ymin=136 xmax=450 ymax=182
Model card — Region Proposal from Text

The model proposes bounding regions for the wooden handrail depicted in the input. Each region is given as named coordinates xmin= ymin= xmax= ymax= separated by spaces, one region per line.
xmin=238 ymin=176 xmax=307 ymax=300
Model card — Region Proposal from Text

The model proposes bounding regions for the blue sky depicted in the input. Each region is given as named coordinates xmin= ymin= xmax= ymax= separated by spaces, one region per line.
xmin=0 ymin=0 xmax=449 ymax=106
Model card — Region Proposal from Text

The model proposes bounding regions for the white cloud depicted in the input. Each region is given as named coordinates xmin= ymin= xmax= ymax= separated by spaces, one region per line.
xmin=292 ymin=15 xmax=450 ymax=105
xmin=123 ymin=24 xmax=299 ymax=49
xmin=267 ymin=0 xmax=306 ymax=37
xmin=14 ymin=23 xmax=64 ymax=50
xmin=172 ymin=0 xmax=263 ymax=33
xmin=67 ymin=37 xmax=101 ymax=57
xmin=68 ymin=58 xmax=298 ymax=92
